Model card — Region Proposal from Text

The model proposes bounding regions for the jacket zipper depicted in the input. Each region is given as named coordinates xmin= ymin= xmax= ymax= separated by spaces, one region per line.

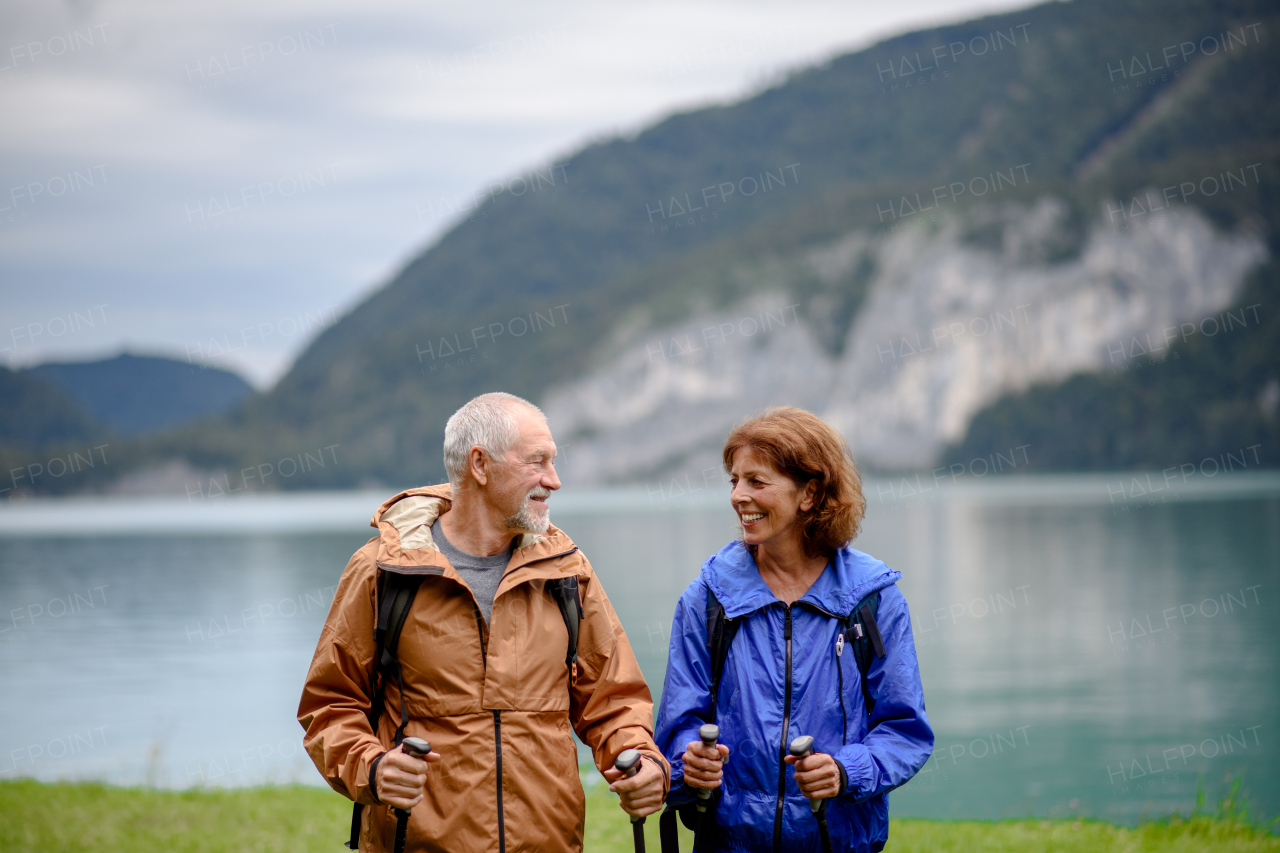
xmin=377 ymin=543 xmax=577 ymax=853
xmin=474 ymin=606 xmax=506 ymax=853
xmin=478 ymin=550 xmax=580 ymax=853
xmin=494 ymin=709 xmax=505 ymax=853
xmin=773 ymin=605 xmax=793 ymax=852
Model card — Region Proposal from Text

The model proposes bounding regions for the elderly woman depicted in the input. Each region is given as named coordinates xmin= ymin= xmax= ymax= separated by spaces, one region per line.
xmin=655 ymin=407 xmax=932 ymax=853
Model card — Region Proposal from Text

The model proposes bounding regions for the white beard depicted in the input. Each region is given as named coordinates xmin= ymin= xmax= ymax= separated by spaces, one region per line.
xmin=506 ymin=487 xmax=551 ymax=534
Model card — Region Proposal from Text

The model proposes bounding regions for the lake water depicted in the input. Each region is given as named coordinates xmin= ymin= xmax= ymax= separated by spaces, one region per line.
xmin=1 ymin=474 xmax=1277 ymax=825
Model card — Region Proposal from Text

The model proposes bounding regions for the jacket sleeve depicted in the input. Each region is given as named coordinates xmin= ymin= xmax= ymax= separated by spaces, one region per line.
xmin=569 ymin=554 xmax=670 ymax=791
xmin=831 ymin=584 xmax=934 ymax=801
xmin=297 ymin=543 xmax=386 ymax=806
xmin=653 ymin=579 xmax=712 ymax=808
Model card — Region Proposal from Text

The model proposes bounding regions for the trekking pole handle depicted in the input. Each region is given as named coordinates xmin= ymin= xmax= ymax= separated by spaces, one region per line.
xmin=616 ymin=748 xmax=642 ymax=779
xmin=788 ymin=735 xmax=815 ymax=761
xmin=392 ymin=738 xmax=432 ymax=818
xmin=788 ymin=736 xmax=823 ymax=814
xmin=400 ymin=737 xmax=431 ymax=759
xmin=390 ymin=737 xmax=432 ymax=853
xmin=695 ymin=724 xmax=720 ymax=807
xmin=615 ymin=749 xmax=646 ymax=825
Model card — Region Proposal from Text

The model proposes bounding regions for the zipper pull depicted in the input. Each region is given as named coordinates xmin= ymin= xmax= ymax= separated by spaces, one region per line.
xmin=836 ymin=632 xmax=844 ymax=657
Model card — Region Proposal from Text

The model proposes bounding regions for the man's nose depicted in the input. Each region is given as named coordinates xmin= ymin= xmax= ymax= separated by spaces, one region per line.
xmin=543 ymin=463 xmax=561 ymax=491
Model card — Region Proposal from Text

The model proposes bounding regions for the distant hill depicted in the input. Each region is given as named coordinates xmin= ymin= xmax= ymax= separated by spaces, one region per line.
xmin=25 ymin=354 xmax=254 ymax=436
xmin=0 ymin=368 xmax=104 ymax=448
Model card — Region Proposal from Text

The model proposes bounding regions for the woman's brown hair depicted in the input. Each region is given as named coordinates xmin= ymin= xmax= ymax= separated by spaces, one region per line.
xmin=722 ymin=406 xmax=866 ymax=558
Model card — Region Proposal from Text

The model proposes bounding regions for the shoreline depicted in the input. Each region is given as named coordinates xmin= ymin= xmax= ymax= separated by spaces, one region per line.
xmin=1 ymin=470 xmax=1278 ymax=537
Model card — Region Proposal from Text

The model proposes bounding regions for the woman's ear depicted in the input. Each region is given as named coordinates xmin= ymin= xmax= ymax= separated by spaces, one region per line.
xmin=798 ymin=478 xmax=819 ymax=512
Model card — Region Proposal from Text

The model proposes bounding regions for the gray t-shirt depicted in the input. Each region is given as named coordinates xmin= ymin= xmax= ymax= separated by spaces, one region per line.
xmin=431 ymin=517 xmax=513 ymax=624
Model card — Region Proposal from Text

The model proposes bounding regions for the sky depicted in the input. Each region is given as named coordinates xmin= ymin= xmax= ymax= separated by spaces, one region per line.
xmin=0 ymin=0 xmax=1039 ymax=388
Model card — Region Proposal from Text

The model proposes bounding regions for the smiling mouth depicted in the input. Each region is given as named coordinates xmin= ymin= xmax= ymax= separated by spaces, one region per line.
xmin=740 ymin=512 xmax=764 ymax=524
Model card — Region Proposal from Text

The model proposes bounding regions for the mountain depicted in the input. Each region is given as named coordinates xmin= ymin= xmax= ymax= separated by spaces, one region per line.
xmin=25 ymin=354 xmax=254 ymax=436
xmin=0 ymin=369 xmax=112 ymax=498
xmin=0 ymin=368 xmax=104 ymax=448
xmin=11 ymin=0 xmax=1279 ymax=493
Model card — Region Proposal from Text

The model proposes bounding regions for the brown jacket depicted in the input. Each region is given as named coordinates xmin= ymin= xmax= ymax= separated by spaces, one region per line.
xmin=299 ymin=485 xmax=668 ymax=852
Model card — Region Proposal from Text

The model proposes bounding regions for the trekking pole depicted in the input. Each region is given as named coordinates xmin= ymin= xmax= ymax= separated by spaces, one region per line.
xmin=615 ymin=748 xmax=646 ymax=853
xmin=393 ymin=737 xmax=431 ymax=853
xmin=692 ymin=724 xmax=719 ymax=852
xmin=789 ymin=736 xmax=833 ymax=853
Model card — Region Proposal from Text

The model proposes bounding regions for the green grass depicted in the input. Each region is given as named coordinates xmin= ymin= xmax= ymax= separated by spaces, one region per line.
xmin=1 ymin=778 xmax=1275 ymax=852
xmin=0 ymin=780 xmax=348 ymax=852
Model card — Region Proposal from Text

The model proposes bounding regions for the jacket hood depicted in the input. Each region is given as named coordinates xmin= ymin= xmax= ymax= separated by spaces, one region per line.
xmin=370 ymin=483 xmax=575 ymax=573
xmin=703 ymin=540 xmax=901 ymax=619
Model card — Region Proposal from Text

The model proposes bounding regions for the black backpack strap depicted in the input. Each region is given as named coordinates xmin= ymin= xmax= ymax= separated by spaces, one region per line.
xmin=656 ymin=587 xmax=740 ymax=853
xmin=546 ymin=576 xmax=584 ymax=682
xmin=346 ymin=797 xmax=364 ymax=851
xmin=846 ymin=590 xmax=885 ymax=716
xmin=373 ymin=571 xmax=426 ymax=742
xmin=705 ymin=587 xmax=740 ymax=722
xmin=347 ymin=570 xmax=424 ymax=850
xmin=660 ymin=806 xmax=681 ymax=853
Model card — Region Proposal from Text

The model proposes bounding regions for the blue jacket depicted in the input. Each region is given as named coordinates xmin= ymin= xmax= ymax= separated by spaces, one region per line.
xmin=655 ymin=541 xmax=933 ymax=853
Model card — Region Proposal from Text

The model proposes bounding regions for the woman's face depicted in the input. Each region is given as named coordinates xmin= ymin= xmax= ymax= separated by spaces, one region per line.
xmin=728 ymin=446 xmax=817 ymax=552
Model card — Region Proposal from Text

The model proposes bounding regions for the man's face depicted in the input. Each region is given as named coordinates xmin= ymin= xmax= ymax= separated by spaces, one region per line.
xmin=489 ymin=406 xmax=561 ymax=533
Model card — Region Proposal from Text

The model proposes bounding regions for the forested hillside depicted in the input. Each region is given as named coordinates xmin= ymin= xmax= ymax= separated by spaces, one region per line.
xmin=27 ymin=354 xmax=253 ymax=436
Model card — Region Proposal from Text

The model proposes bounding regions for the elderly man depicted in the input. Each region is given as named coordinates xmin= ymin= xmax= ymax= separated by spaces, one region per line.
xmin=299 ymin=392 xmax=667 ymax=852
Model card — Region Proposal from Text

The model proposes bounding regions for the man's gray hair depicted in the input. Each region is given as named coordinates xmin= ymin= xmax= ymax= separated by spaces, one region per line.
xmin=443 ymin=392 xmax=545 ymax=485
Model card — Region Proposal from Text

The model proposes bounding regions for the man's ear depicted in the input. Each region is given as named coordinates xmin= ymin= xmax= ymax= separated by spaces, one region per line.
xmin=468 ymin=446 xmax=490 ymax=487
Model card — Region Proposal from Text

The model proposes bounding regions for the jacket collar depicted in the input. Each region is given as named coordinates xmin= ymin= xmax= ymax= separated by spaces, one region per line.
xmin=704 ymin=540 xmax=901 ymax=619
xmin=372 ymin=484 xmax=578 ymax=578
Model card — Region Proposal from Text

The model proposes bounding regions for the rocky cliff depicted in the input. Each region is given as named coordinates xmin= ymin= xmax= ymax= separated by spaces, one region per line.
xmin=545 ymin=200 xmax=1266 ymax=481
